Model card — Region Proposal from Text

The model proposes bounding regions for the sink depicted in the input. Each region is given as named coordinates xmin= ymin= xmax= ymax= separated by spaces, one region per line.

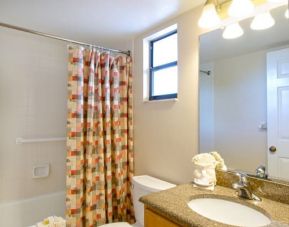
xmin=187 ymin=198 xmax=271 ymax=227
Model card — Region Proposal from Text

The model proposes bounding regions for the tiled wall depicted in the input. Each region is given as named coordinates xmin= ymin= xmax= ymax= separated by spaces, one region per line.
xmin=0 ymin=28 xmax=67 ymax=203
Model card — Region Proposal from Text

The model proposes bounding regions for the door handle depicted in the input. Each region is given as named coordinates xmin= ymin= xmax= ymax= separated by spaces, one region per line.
xmin=269 ymin=146 xmax=277 ymax=153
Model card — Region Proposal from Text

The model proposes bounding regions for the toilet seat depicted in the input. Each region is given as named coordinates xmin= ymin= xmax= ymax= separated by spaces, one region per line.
xmin=100 ymin=222 xmax=132 ymax=227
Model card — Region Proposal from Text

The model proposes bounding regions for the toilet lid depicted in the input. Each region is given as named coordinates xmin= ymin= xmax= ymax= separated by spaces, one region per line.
xmin=100 ymin=222 xmax=132 ymax=227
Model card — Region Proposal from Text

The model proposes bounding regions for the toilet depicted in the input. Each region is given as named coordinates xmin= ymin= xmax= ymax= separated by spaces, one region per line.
xmin=100 ymin=175 xmax=176 ymax=227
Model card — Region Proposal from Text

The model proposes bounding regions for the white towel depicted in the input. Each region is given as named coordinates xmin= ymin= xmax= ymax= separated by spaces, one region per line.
xmin=35 ymin=216 xmax=66 ymax=227
xmin=192 ymin=153 xmax=217 ymax=189
xmin=210 ymin=151 xmax=227 ymax=171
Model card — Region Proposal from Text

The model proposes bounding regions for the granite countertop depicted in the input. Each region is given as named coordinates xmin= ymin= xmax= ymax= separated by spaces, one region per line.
xmin=140 ymin=184 xmax=289 ymax=227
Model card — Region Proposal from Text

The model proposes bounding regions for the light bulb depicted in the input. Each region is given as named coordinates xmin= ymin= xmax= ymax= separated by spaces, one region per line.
xmin=285 ymin=9 xmax=289 ymax=19
xmin=198 ymin=3 xmax=221 ymax=29
xmin=250 ymin=12 xmax=275 ymax=30
xmin=222 ymin=23 xmax=244 ymax=39
xmin=228 ymin=0 xmax=255 ymax=18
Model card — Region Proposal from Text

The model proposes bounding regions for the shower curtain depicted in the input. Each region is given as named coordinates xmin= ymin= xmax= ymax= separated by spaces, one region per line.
xmin=66 ymin=46 xmax=135 ymax=227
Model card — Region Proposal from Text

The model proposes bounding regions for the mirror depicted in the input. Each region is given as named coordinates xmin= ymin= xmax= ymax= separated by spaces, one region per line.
xmin=199 ymin=5 xmax=289 ymax=184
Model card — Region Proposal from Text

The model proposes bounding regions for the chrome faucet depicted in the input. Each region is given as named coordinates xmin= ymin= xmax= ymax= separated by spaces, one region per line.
xmin=232 ymin=172 xmax=261 ymax=201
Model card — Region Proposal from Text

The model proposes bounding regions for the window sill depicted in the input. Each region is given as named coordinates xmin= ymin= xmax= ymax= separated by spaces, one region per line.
xmin=143 ymin=98 xmax=178 ymax=103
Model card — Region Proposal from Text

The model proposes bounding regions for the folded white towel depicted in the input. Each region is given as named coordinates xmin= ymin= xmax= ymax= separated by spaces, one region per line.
xmin=210 ymin=151 xmax=227 ymax=171
xmin=191 ymin=153 xmax=217 ymax=167
xmin=36 ymin=216 xmax=66 ymax=227
xmin=192 ymin=153 xmax=217 ymax=189
xmin=191 ymin=152 xmax=228 ymax=190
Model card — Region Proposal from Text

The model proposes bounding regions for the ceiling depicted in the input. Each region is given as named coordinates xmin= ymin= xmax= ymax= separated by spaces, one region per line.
xmin=0 ymin=0 xmax=204 ymax=49
xmin=200 ymin=5 xmax=289 ymax=63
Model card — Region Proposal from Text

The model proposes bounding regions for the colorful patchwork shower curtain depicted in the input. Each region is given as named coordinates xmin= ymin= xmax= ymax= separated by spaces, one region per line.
xmin=66 ymin=46 xmax=134 ymax=227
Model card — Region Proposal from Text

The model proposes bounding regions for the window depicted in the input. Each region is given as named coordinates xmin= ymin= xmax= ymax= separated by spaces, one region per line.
xmin=149 ymin=30 xmax=178 ymax=100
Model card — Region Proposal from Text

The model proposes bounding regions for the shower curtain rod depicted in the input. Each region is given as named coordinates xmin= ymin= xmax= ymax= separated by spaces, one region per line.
xmin=200 ymin=70 xmax=211 ymax=76
xmin=0 ymin=22 xmax=131 ymax=56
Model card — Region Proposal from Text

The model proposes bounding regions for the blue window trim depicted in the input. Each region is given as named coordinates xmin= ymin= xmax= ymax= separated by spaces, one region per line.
xmin=149 ymin=30 xmax=178 ymax=101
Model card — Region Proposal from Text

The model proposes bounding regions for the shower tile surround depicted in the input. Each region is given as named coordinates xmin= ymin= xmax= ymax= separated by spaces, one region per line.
xmin=0 ymin=28 xmax=67 ymax=202
xmin=0 ymin=28 xmax=68 ymax=227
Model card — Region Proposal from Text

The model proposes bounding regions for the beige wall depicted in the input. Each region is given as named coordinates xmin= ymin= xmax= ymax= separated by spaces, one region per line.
xmin=213 ymin=50 xmax=267 ymax=173
xmin=0 ymin=28 xmax=68 ymax=202
xmin=133 ymin=7 xmax=203 ymax=184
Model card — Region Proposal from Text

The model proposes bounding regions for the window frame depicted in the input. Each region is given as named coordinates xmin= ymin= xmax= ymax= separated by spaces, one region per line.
xmin=149 ymin=30 xmax=178 ymax=101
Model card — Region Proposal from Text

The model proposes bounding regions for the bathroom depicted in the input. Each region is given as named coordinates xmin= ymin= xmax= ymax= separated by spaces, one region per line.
xmin=0 ymin=0 xmax=289 ymax=226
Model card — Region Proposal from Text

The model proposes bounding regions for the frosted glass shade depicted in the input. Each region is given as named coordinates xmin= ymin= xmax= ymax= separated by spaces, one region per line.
xmin=250 ymin=12 xmax=275 ymax=30
xmin=198 ymin=4 xmax=221 ymax=29
xmin=222 ymin=23 xmax=244 ymax=39
xmin=228 ymin=0 xmax=255 ymax=18
xmin=285 ymin=9 xmax=289 ymax=19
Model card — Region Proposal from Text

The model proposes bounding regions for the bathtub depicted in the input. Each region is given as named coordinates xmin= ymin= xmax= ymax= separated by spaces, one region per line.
xmin=0 ymin=191 xmax=65 ymax=227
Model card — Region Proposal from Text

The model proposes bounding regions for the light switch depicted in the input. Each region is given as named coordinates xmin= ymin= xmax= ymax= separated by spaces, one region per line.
xmin=258 ymin=121 xmax=267 ymax=130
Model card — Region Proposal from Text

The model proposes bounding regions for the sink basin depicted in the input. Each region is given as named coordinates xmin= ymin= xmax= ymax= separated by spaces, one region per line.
xmin=187 ymin=198 xmax=271 ymax=227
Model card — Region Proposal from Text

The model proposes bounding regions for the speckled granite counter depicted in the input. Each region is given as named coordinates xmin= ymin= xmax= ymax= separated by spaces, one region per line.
xmin=140 ymin=184 xmax=289 ymax=227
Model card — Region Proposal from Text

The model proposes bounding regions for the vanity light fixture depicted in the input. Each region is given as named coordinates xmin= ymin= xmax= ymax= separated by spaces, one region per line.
xmin=198 ymin=0 xmax=221 ymax=29
xmin=228 ymin=0 xmax=255 ymax=18
xmin=250 ymin=12 xmax=275 ymax=30
xmin=198 ymin=0 xmax=287 ymax=35
xmin=222 ymin=23 xmax=244 ymax=39
xmin=285 ymin=9 xmax=289 ymax=18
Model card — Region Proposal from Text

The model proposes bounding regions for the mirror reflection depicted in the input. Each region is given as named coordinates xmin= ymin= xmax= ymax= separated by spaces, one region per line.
xmin=199 ymin=5 xmax=289 ymax=183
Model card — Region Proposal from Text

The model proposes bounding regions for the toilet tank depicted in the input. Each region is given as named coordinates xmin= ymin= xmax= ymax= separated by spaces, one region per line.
xmin=132 ymin=175 xmax=176 ymax=226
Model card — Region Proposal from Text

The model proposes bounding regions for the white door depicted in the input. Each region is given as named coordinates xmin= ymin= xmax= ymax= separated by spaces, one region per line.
xmin=267 ymin=48 xmax=289 ymax=181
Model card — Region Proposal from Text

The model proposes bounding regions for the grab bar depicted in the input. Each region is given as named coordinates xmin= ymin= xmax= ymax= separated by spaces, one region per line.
xmin=16 ymin=137 xmax=66 ymax=145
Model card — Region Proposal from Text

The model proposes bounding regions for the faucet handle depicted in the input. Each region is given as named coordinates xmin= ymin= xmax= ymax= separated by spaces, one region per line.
xmin=256 ymin=165 xmax=268 ymax=179
xmin=234 ymin=172 xmax=248 ymax=186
